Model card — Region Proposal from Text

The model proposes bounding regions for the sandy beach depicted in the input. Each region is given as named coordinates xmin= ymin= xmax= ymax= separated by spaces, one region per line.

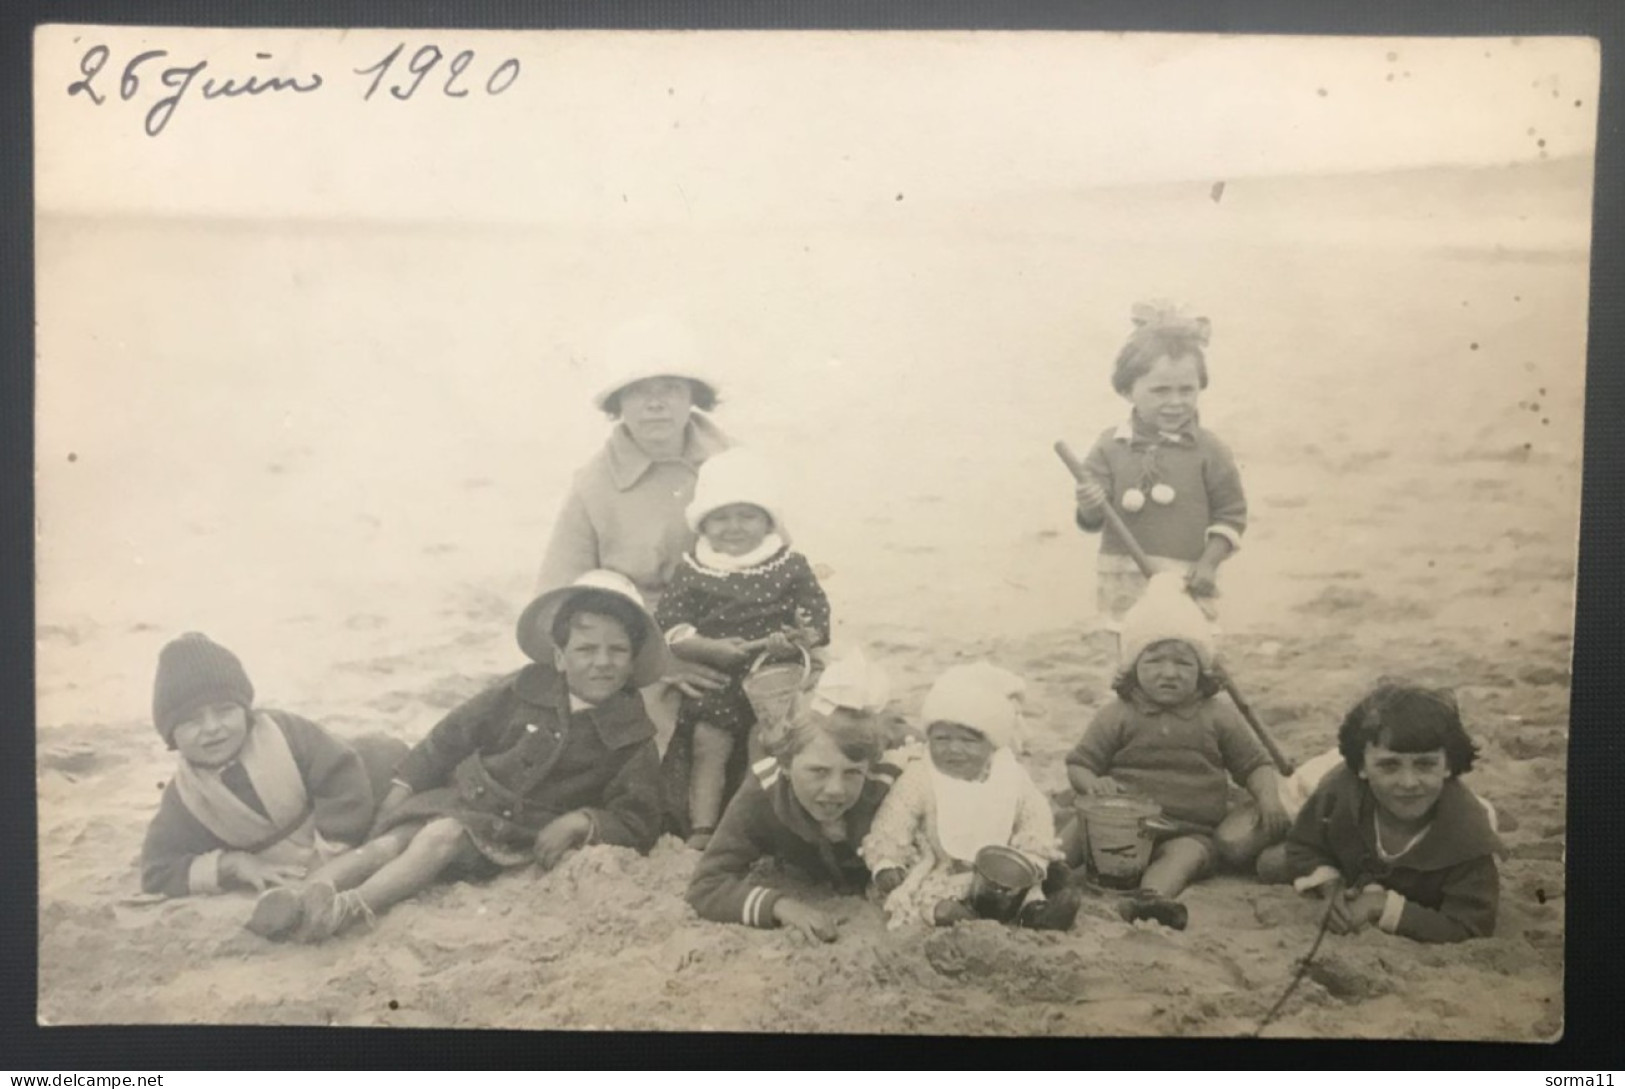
xmin=34 ymin=156 xmax=1587 ymax=1037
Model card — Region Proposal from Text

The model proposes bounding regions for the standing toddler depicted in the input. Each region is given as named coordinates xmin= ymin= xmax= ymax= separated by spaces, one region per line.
xmin=1073 ymin=301 xmax=1247 ymax=630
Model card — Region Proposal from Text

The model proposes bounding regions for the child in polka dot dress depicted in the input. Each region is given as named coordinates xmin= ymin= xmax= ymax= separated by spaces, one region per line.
xmin=656 ymin=448 xmax=831 ymax=849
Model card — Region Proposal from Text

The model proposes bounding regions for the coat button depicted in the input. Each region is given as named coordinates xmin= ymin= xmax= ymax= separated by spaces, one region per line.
xmin=502 ymin=809 xmax=513 ymax=818
xmin=474 ymin=786 xmax=485 ymax=796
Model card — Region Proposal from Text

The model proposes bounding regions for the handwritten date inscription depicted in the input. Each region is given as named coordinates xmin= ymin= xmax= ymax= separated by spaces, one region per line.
xmin=68 ymin=42 xmax=522 ymax=137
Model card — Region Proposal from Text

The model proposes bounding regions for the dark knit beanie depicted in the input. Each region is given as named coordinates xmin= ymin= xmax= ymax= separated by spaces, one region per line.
xmin=152 ymin=632 xmax=255 ymax=747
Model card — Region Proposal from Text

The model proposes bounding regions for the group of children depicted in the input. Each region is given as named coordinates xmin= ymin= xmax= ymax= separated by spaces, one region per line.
xmin=138 ymin=301 xmax=1503 ymax=948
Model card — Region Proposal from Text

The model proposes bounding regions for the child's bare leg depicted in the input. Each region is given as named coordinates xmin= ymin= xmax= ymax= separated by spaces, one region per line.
xmin=294 ymin=818 xmax=474 ymax=943
xmin=1213 ymin=804 xmax=1279 ymax=872
xmin=246 ymin=824 xmax=420 ymax=940
xmin=350 ymin=817 xmax=473 ymax=915
xmin=1056 ymin=814 xmax=1088 ymax=870
xmin=687 ymin=722 xmax=734 ymax=845
xmin=1139 ymin=836 xmax=1213 ymax=899
xmin=308 ymin=824 xmax=417 ymax=891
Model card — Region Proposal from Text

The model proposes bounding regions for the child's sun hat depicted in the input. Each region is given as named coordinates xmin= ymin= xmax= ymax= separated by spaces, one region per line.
xmin=516 ymin=569 xmax=672 ymax=687
xmin=152 ymin=632 xmax=255 ymax=748
xmin=920 ymin=663 xmax=1026 ymax=750
xmin=685 ymin=447 xmax=789 ymax=540
xmin=1118 ymin=572 xmax=1219 ymax=673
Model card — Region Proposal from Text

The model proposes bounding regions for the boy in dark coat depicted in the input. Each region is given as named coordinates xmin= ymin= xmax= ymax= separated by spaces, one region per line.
xmin=248 ymin=570 xmax=669 ymax=942
xmin=1282 ymin=682 xmax=1502 ymax=943
xmin=140 ymin=633 xmax=403 ymax=898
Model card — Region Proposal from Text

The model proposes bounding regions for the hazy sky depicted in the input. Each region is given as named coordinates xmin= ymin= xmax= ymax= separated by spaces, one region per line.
xmin=35 ymin=27 xmax=1599 ymax=223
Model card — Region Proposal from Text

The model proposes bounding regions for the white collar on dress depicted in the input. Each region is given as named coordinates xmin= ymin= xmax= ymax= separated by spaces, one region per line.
xmin=694 ymin=533 xmax=787 ymax=572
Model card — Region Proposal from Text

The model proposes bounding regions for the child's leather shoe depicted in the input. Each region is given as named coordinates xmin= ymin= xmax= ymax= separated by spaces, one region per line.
xmin=245 ymin=885 xmax=304 ymax=940
xmin=295 ymin=882 xmax=375 ymax=943
xmin=1018 ymin=886 xmax=1083 ymax=932
xmin=1117 ymin=888 xmax=1189 ymax=931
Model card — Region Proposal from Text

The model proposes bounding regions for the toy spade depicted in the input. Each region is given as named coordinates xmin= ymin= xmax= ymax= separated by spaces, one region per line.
xmin=1055 ymin=439 xmax=1296 ymax=775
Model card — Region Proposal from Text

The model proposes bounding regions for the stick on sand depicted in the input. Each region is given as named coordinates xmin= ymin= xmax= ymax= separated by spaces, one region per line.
xmin=1054 ymin=440 xmax=1296 ymax=776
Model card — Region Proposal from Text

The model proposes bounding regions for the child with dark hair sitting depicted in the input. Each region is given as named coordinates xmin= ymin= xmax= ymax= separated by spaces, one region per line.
xmin=140 ymin=633 xmax=406 ymax=898
xmin=246 ymin=571 xmax=669 ymax=943
xmin=1274 ymin=681 xmax=1502 ymax=943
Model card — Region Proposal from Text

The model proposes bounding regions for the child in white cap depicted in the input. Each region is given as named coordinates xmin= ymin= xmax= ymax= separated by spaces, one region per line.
xmin=861 ymin=663 xmax=1081 ymax=931
xmin=655 ymin=448 xmax=831 ymax=849
xmin=1062 ymin=573 xmax=1288 ymax=929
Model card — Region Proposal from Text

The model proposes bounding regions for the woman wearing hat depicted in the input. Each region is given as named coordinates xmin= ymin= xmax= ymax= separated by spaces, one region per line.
xmin=534 ymin=311 xmax=736 ymax=721
xmin=244 ymin=571 xmax=670 ymax=943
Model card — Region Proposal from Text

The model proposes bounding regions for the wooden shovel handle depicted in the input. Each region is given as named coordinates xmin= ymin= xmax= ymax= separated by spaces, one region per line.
xmin=1054 ymin=441 xmax=1157 ymax=577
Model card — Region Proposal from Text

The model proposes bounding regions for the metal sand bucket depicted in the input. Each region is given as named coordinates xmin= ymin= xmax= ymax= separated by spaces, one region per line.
xmin=742 ymin=645 xmax=814 ymax=732
xmin=1075 ymin=795 xmax=1176 ymax=889
xmin=968 ymin=845 xmax=1045 ymax=923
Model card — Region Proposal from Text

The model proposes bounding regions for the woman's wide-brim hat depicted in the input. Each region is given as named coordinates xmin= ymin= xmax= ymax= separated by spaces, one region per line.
xmin=516 ymin=570 xmax=671 ymax=688
xmin=591 ymin=309 xmax=720 ymax=413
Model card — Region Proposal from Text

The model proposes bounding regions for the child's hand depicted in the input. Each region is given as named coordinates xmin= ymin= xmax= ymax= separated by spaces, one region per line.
xmin=664 ymin=657 xmax=731 ymax=698
xmin=773 ymin=898 xmax=839 ymax=943
xmin=1185 ymin=561 xmax=1220 ymax=598
xmin=1326 ymin=885 xmax=1388 ymax=935
xmin=761 ymin=631 xmax=797 ymax=658
xmin=873 ymin=867 xmax=906 ymax=897
xmin=1082 ymin=774 xmax=1125 ymax=797
xmin=1075 ymin=479 xmax=1108 ymax=516
xmin=533 ymin=811 xmax=593 ymax=871
xmin=220 ymin=851 xmax=302 ymax=892
xmin=1256 ymin=797 xmax=1292 ymax=843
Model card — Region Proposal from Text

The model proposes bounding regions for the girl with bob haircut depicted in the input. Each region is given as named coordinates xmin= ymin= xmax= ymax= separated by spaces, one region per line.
xmin=686 ymin=654 xmax=896 ymax=944
xmin=1279 ymin=681 xmax=1502 ymax=943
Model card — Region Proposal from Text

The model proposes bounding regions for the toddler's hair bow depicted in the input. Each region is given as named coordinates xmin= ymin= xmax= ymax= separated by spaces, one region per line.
xmin=1130 ymin=299 xmax=1212 ymax=346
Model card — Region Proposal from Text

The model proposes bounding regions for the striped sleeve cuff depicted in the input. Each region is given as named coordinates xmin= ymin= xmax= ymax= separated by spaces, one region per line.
xmin=742 ymin=886 xmax=782 ymax=929
xmin=188 ymin=850 xmax=224 ymax=895
xmin=1292 ymin=865 xmax=1341 ymax=894
xmin=1377 ymin=889 xmax=1407 ymax=934
xmin=1206 ymin=524 xmax=1244 ymax=550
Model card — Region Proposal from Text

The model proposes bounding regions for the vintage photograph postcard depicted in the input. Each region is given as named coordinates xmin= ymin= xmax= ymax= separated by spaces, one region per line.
xmin=33 ymin=26 xmax=1595 ymax=1037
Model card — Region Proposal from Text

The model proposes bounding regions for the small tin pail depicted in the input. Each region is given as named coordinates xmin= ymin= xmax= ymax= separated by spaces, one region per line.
xmin=968 ymin=845 xmax=1045 ymax=923
xmin=1075 ymin=795 xmax=1174 ymax=889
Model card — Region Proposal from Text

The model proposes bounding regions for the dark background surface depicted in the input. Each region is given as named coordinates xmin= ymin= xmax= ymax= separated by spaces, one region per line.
xmin=2 ymin=0 xmax=1620 ymax=1070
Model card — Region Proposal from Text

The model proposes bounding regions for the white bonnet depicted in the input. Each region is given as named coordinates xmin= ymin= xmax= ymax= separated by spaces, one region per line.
xmin=920 ymin=662 xmax=1027 ymax=750
xmin=1118 ymin=572 xmax=1219 ymax=672
xmin=806 ymin=646 xmax=891 ymax=717
xmin=686 ymin=447 xmax=787 ymax=536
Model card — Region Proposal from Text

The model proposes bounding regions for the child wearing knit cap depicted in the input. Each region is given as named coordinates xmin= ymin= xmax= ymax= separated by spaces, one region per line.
xmin=656 ymin=448 xmax=832 ymax=850
xmin=139 ymin=633 xmax=405 ymax=899
xmin=1072 ymin=302 xmax=1247 ymax=631
xmin=862 ymin=663 xmax=1082 ymax=932
xmin=1061 ymin=575 xmax=1288 ymax=929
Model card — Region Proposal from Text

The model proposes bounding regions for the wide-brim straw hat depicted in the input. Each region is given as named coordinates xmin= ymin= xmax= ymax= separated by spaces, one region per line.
xmin=516 ymin=570 xmax=671 ymax=688
xmin=590 ymin=309 xmax=721 ymax=413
